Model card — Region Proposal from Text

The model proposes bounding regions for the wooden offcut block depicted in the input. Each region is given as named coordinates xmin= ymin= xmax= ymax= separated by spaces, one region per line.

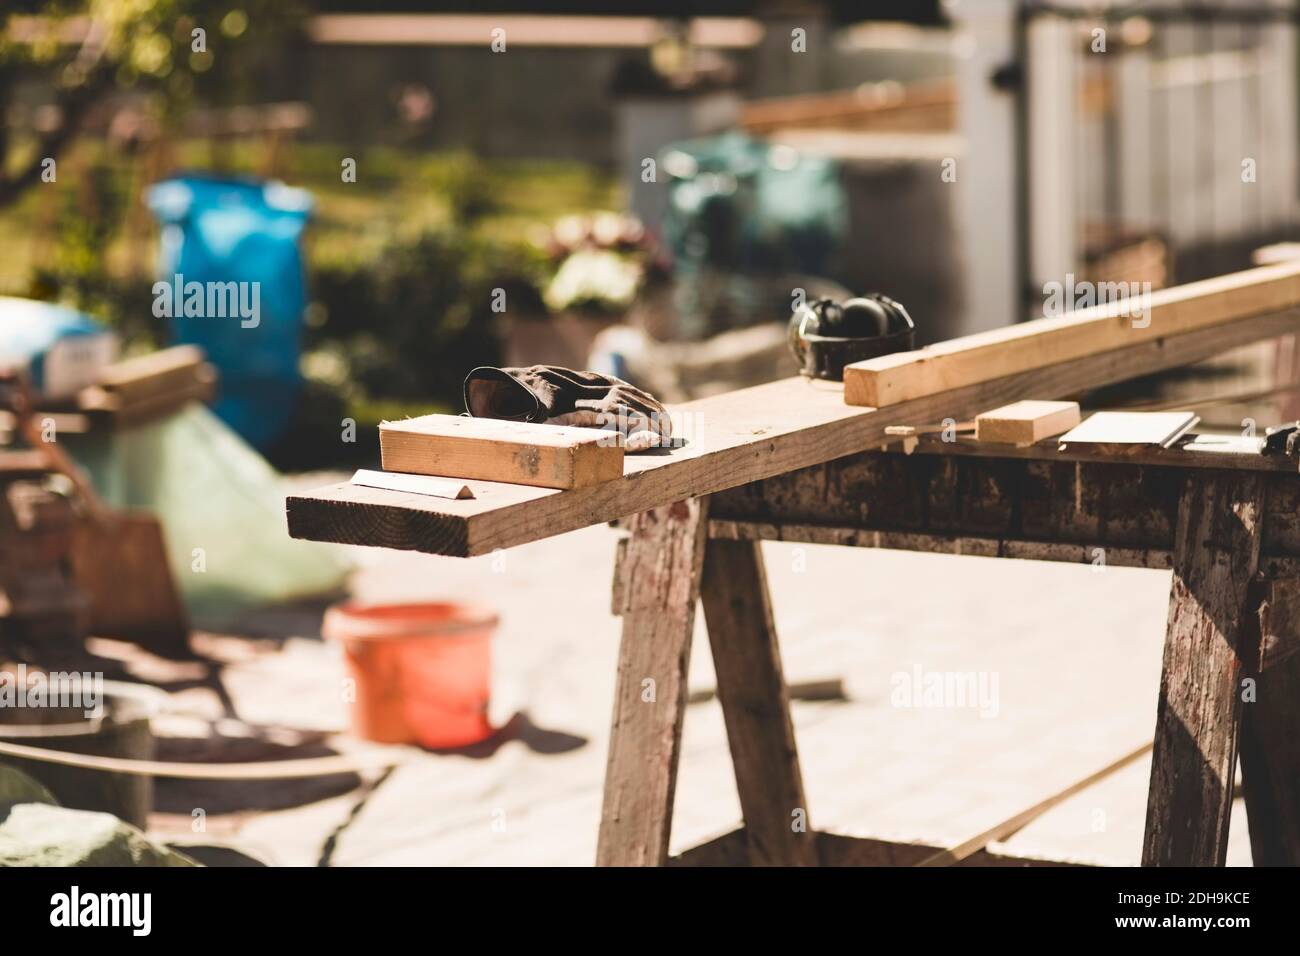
xmin=379 ymin=414 xmax=624 ymax=490
xmin=94 ymin=345 xmax=208 ymax=404
xmin=975 ymin=400 xmax=1080 ymax=445
xmin=79 ymin=344 xmax=217 ymax=426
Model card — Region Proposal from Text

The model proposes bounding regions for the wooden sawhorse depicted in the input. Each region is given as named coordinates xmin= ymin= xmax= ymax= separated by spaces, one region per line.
xmin=597 ymin=439 xmax=1300 ymax=867
xmin=284 ymin=277 xmax=1300 ymax=866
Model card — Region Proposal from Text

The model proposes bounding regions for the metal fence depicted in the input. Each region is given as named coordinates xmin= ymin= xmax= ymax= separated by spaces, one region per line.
xmin=1015 ymin=1 xmax=1300 ymax=307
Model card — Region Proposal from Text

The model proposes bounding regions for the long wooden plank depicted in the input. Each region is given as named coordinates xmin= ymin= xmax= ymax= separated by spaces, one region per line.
xmin=845 ymin=259 xmax=1300 ymax=407
xmin=286 ymin=309 xmax=1298 ymax=557
xmin=914 ymin=742 xmax=1152 ymax=867
xmin=1142 ymin=472 xmax=1264 ymax=866
xmin=706 ymin=445 xmax=1300 ymax=574
xmin=597 ymin=499 xmax=709 ymax=866
xmin=699 ymin=539 xmax=818 ymax=866
xmin=908 ymin=431 xmax=1296 ymax=472
xmin=709 ymin=518 xmax=1176 ymax=570
xmin=0 ymin=737 xmax=410 ymax=779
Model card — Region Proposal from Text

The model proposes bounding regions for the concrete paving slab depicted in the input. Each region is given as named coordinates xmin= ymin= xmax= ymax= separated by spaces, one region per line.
xmin=143 ymin=524 xmax=1254 ymax=866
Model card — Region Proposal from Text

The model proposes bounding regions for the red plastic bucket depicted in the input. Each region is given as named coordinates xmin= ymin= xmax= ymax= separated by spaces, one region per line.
xmin=323 ymin=602 xmax=496 ymax=749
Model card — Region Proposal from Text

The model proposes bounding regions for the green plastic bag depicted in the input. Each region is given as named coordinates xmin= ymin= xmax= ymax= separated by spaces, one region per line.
xmin=66 ymin=404 xmax=350 ymax=625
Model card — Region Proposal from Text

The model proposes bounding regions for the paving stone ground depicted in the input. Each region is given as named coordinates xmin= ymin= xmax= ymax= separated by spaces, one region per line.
xmin=139 ymin=523 xmax=1253 ymax=866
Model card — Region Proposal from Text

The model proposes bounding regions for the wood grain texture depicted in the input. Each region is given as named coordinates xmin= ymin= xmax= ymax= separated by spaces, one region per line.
xmin=699 ymin=538 xmax=817 ymax=866
xmin=1239 ymin=644 xmax=1300 ymax=865
xmin=70 ymin=514 xmax=190 ymax=656
xmin=380 ymin=414 xmax=623 ymax=489
xmin=845 ymin=259 xmax=1300 ymax=407
xmin=1142 ymin=472 xmax=1265 ymax=867
xmin=1257 ymin=578 xmax=1300 ymax=671
xmin=910 ymin=431 xmax=1294 ymax=473
xmin=975 ymin=400 xmax=1080 ymax=444
xmin=710 ymin=518 xmax=1176 ymax=570
xmin=709 ymin=454 xmax=1185 ymax=559
xmin=709 ymin=448 xmax=1300 ymax=571
xmin=597 ymin=499 xmax=708 ymax=866
xmin=287 ymin=310 xmax=1299 ymax=557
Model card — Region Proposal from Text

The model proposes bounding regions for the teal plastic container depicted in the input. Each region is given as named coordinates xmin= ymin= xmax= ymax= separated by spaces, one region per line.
xmin=147 ymin=175 xmax=312 ymax=449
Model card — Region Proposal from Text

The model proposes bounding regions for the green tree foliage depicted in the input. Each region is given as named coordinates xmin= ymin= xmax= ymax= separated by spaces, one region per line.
xmin=0 ymin=0 xmax=303 ymax=207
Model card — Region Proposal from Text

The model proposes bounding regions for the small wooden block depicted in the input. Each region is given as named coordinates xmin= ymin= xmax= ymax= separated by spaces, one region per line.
xmin=80 ymin=370 xmax=216 ymax=425
xmin=350 ymin=469 xmax=474 ymax=500
xmin=975 ymin=400 xmax=1081 ymax=445
xmin=94 ymin=345 xmax=207 ymax=404
xmin=1058 ymin=411 xmax=1199 ymax=451
xmin=379 ymin=414 xmax=624 ymax=490
xmin=881 ymin=424 xmax=919 ymax=453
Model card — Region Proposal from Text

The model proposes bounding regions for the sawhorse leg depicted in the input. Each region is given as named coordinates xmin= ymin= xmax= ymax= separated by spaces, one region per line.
xmin=596 ymin=499 xmax=815 ymax=866
xmin=597 ymin=500 xmax=709 ymax=866
xmin=1239 ymin=592 xmax=1300 ymax=865
xmin=700 ymin=538 xmax=818 ymax=866
xmin=1143 ymin=472 xmax=1264 ymax=866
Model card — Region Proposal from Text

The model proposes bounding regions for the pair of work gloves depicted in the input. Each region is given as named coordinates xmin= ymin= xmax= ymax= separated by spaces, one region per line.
xmin=463 ymin=365 xmax=672 ymax=452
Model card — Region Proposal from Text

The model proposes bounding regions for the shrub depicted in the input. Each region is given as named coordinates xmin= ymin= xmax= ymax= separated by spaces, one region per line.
xmin=306 ymin=226 xmax=508 ymax=407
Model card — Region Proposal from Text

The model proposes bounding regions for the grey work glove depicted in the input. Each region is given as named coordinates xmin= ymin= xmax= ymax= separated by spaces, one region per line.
xmin=463 ymin=365 xmax=672 ymax=452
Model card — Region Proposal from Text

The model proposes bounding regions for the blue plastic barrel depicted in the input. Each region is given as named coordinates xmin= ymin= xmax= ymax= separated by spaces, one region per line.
xmin=146 ymin=175 xmax=312 ymax=449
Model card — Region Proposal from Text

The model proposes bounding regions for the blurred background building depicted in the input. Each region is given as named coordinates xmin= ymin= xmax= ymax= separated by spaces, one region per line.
xmin=3 ymin=0 xmax=1298 ymax=458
